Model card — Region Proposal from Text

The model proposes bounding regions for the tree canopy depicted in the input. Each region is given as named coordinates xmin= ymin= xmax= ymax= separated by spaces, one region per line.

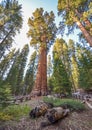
xmin=0 ymin=0 xmax=23 ymax=58
xmin=57 ymin=0 xmax=92 ymax=46
xmin=27 ymin=7 xmax=57 ymax=48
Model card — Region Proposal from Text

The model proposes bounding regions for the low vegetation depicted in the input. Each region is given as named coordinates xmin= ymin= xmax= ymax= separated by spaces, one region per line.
xmin=43 ymin=97 xmax=85 ymax=111
xmin=0 ymin=105 xmax=31 ymax=121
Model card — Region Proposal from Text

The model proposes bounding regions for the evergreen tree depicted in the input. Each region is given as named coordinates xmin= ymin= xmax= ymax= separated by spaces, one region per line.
xmin=57 ymin=0 xmax=92 ymax=46
xmin=24 ymin=51 xmax=37 ymax=94
xmin=27 ymin=8 xmax=57 ymax=96
xmin=0 ymin=48 xmax=16 ymax=80
xmin=68 ymin=39 xmax=79 ymax=91
xmin=0 ymin=0 xmax=23 ymax=58
xmin=5 ymin=49 xmax=20 ymax=95
xmin=76 ymin=44 xmax=92 ymax=90
xmin=15 ymin=44 xmax=29 ymax=95
xmin=0 ymin=83 xmax=11 ymax=107
xmin=6 ymin=44 xmax=29 ymax=95
xmin=51 ymin=38 xmax=71 ymax=94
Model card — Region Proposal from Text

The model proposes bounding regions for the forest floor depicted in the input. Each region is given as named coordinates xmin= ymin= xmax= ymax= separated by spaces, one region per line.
xmin=0 ymin=96 xmax=92 ymax=130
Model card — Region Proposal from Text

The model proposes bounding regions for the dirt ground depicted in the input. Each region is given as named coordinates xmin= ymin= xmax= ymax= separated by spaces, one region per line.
xmin=0 ymin=97 xmax=92 ymax=130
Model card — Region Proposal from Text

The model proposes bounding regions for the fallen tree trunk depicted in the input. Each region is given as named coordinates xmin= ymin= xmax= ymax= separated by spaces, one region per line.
xmin=41 ymin=107 xmax=70 ymax=127
xmin=46 ymin=107 xmax=70 ymax=123
xmin=29 ymin=102 xmax=53 ymax=118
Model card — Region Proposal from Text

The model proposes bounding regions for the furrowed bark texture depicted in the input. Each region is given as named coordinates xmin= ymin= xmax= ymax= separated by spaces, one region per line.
xmin=31 ymin=44 xmax=47 ymax=96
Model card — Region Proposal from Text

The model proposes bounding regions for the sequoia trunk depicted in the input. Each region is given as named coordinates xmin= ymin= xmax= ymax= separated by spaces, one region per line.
xmin=41 ymin=45 xmax=47 ymax=95
xmin=31 ymin=44 xmax=47 ymax=96
xmin=31 ymin=52 xmax=42 ymax=96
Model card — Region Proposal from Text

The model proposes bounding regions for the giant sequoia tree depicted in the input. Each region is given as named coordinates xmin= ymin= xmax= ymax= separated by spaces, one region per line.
xmin=27 ymin=8 xmax=57 ymax=96
xmin=58 ymin=0 xmax=92 ymax=46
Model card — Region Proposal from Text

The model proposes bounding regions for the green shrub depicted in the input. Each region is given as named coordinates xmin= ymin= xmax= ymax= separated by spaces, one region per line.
xmin=43 ymin=97 xmax=85 ymax=111
xmin=0 ymin=112 xmax=13 ymax=121
xmin=0 ymin=105 xmax=31 ymax=121
xmin=0 ymin=84 xmax=12 ymax=107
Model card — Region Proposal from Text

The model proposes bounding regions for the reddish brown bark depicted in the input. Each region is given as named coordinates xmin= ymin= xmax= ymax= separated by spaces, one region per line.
xmin=74 ymin=10 xmax=92 ymax=46
xmin=84 ymin=19 xmax=91 ymax=27
xmin=31 ymin=63 xmax=41 ymax=96
xmin=75 ymin=9 xmax=91 ymax=27
xmin=31 ymin=43 xmax=47 ymax=96
xmin=31 ymin=47 xmax=42 ymax=96
xmin=31 ymin=32 xmax=48 ymax=96
xmin=41 ymin=45 xmax=47 ymax=95
xmin=76 ymin=20 xmax=92 ymax=46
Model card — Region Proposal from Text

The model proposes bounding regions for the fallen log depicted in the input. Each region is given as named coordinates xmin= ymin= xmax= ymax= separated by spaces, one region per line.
xmin=29 ymin=102 xmax=53 ymax=118
xmin=41 ymin=107 xmax=70 ymax=127
xmin=46 ymin=107 xmax=70 ymax=123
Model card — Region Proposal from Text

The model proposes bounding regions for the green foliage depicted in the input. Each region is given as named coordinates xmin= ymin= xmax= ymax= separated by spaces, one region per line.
xmin=0 ymin=112 xmax=12 ymax=121
xmin=77 ymin=45 xmax=92 ymax=90
xmin=5 ymin=44 xmax=29 ymax=95
xmin=57 ymin=0 xmax=92 ymax=44
xmin=43 ymin=97 xmax=85 ymax=111
xmin=0 ymin=49 xmax=16 ymax=80
xmin=52 ymin=60 xmax=71 ymax=94
xmin=24 ymin=51 xmax=37 ymax=94
xmin=14 ymin=44 xmax=29 ymax=95
xmin=0 ymin=0 xmax=23 ymax=58
xmin=51 ymin=38 xmax=72 ymax=94
xmin=4 ymin=50 xmax=20 ymax=95
xmin=0 ymin=105 xmax=31 ymax=121
xmin=27 ymin=8 xmax=57 ymax=48
xmin=0 ymin=84 xmax=12 ymax=107
xmin=68 ymin=39 xmax=79 ymax=91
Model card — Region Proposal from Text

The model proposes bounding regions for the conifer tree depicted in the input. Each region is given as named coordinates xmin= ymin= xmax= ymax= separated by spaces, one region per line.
xmin=57 ymin=0 xmax=92 ymax=46
xmin=24 ymin=51 xmax=37 ymax=94
xmin=52 ymin=38 xmax=72 ymax=94
xmin=27 ymin=8 xmax=57 ymax=96
xmin=6 ymin=44 xmax=29 ymax=95
xmin=76 ymin=44 xmax=92 ymax=90
xmin=0 ymin=0 xmax=23 ymax=58
xmin=0 ymin=48 xmax=16 ymax=80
